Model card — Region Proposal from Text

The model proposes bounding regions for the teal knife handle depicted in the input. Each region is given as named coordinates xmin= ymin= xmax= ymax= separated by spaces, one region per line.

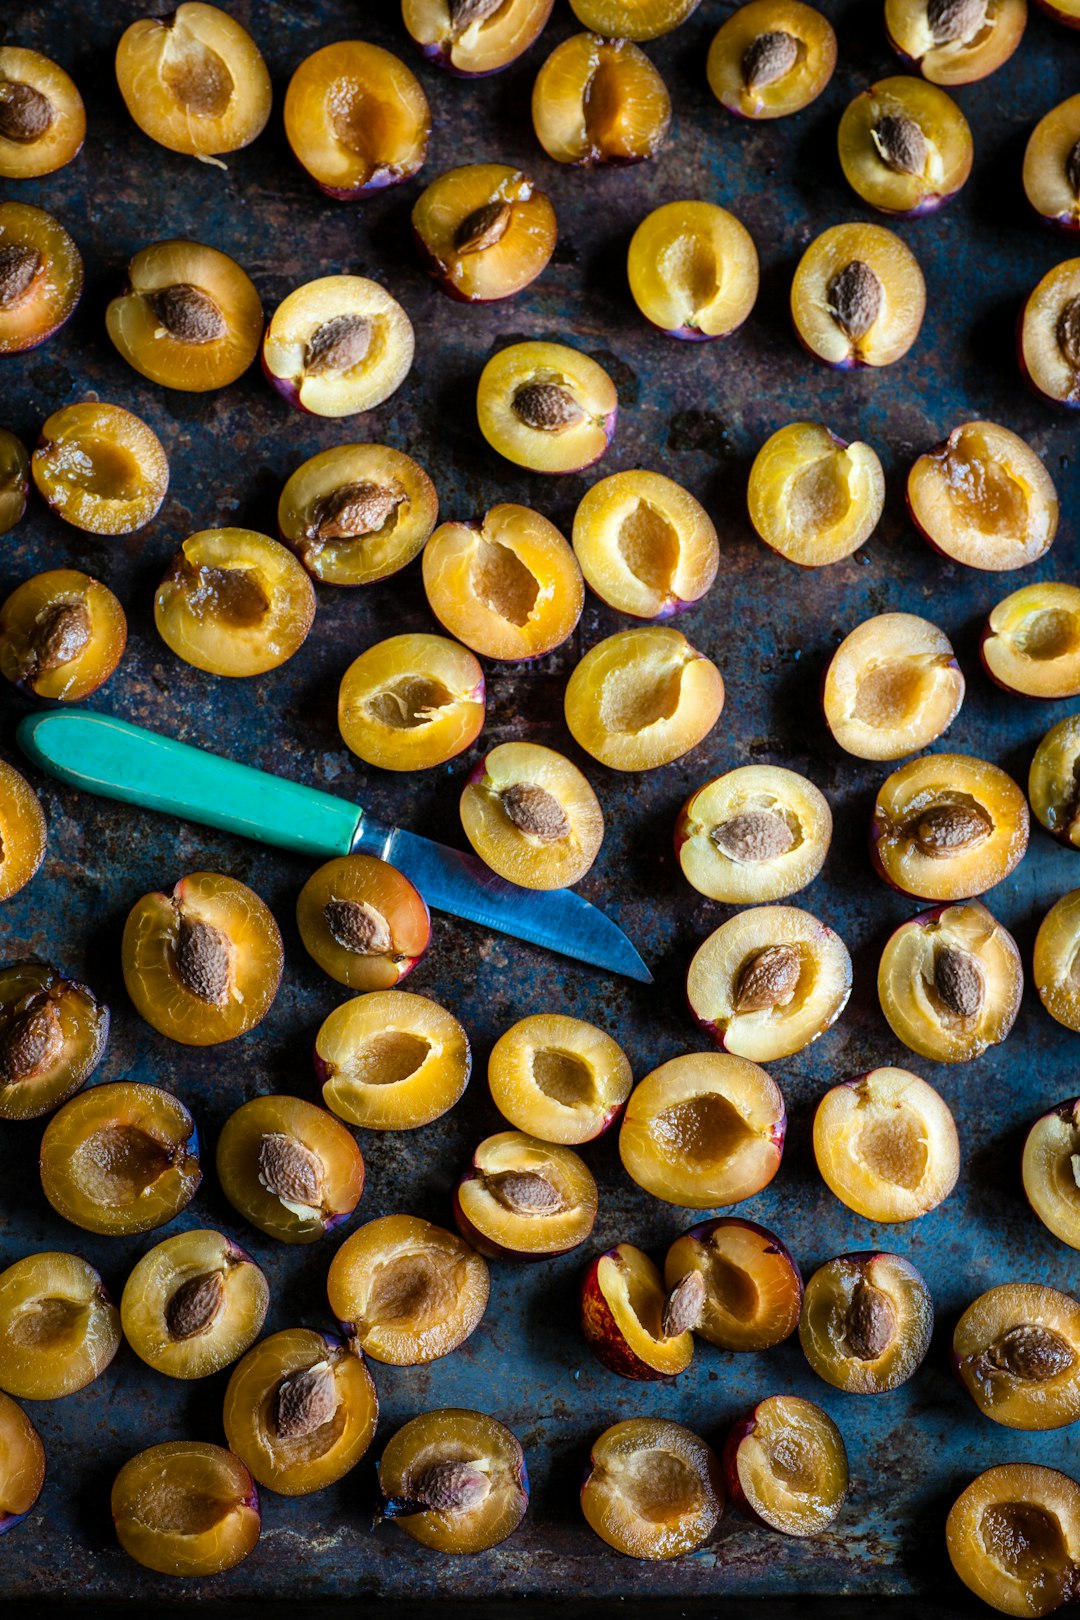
xmin=17 ymin=709 xmax=364 ymax=860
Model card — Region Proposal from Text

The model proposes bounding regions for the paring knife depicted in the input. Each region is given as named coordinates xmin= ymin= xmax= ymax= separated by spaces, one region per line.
xmin=17 ymin=708 xmax=652 ymax=984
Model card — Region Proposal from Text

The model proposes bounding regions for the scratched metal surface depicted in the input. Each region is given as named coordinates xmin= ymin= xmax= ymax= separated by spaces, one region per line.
xmin=1 ymin=0 xmax=1079 ymax=1609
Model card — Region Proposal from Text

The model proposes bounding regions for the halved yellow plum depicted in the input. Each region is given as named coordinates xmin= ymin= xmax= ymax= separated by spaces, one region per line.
xmin=155 ymin=528 xmax=315 ymax=677
xmin=0 ymin=428 xmax=29 ymax=535
xmin=813 ymin=1066 xmax=960 ymax=1222
xmin=878 ymin=899 xmax=1023 ymax=1063
xmin=800 ymin=1251 xmax=933 ymax=1393
xmin=403 ymin=0 xmax=554 ymax=76
xmin=0 ymin=961 xmax=109 ymax=1121
xmin=871 ymin=753 xmax=1029 ymax=900
xmin=723 ymin=1395 xmax=848 ymax=1536
xmin=33 ymin=402 xmax=167 ymax=534
xmin=791 ymin=223 xmax=925 ymax=367
xmin=0 ymin=47 xmax=85 ymax=179
xmin=580 ymin=1418 xmax=723 ymax=1559
xmin=338 ymin=634 xmax=484 ymax=770
xmin=1024 ymin=1098 xmax=1080 ymax=1249
xmin=376 ymin=1408 xmax=529 ymax=1555
xmin=533 ymin=34 xmax=670 ymax=167
xmin=1030 ymin=715 xmax=1080 ymax=848
xmin=823 ymin=613 xmax=964 ymax=760
xmin=0 ymin=1390 xmax=45 ymax=1532
xmin=0 ymin=201 xmax=82 ymax=354
xmin=664 ymin=1218 xmax=803 ymax=1351
xmin=487 ymin=1013 xmax=633 ymax=1144
xmin=0 ymin=759 xmax=47 ymax=901
xmin=707 ymin=1 xmax=837 ymax=119
xmin=296 ymin=855 xmax=430 ymax=991
xmin=982 ymin=584 xmax=1080 ymax=698
xmin=947 ymin=1463 xmax=1080 ymax=1620
xmin=581 ymin=1242 xmax=696 ymax=1380
xmin=412 ymin=163 xmax=555 ymax=301
xmin=216 ymin=1094 xmax=365 ymax=1245
xmin=477 ymin=341 xmax=617 ymax=474
xmin=627 ymin=201 xmax=758 ymax=340
xmin=316 ymin=989 xmax=471 ymax=1131
xmin=676 ymin=765 xmax=832 ymax=903
xmin=747 ymin=422 xmax=885 ymax=565
xmin=284 ymin=41 xmax=429 ymax=199
xmin=106 ymin=238 xmax=263 ymax=392
xmin=455 ymin=1131 xmax=598 ymax=1260
xmin=1024 ymin=94 xmax=1080 ymax=231
xmin=0 ymin=569 xmax=126 ymax=703
xmin=565 ymin=626 xmax=724 ymax=771
xmin=121 ymin=1228 xmax=268 ymax=1380
xmin=263 ymin=276 xmax=414 ymax=418
xmin=111 ymin=1441 xmax=260 ymax=1575
xmin=460 ymin=742 xmax=604 ymax=889
xmin=907 ymin=421 xmax=1058 ymax=570
xmin=1020 ymin=258 xmax=1080 ymax=409
xmin=0 ymin=1250 xmax=120 ymax=1400
xmin=569 ymin=0 xmax=702 ymax=40
xmin=1034 ymin=892 xmax=1080 ymax=1031
xmin=572 ymin=469 xmax=719 ymax=617
xmin=838 ymin=76 xmax=972 ymax=215
xmin=885 ymin=0 xmax=1027 ymax=87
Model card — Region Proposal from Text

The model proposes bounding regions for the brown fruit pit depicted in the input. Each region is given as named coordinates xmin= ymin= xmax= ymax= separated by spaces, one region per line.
xmin=661 ymin=1269 xmax=706 ymax=1339
xmin=742 ymin=31 xmax=800 ymax=91
xmin=0 ymin=996 xmax=63 ymax=1084
xmin=0 ymin=80 xmax=55 ymax=143
xmin=934 ymin=946 xmax=984 ymax=1019
xmin=165 ymin=1269 xmax=226 ymax=1341
xmin=486 ymin=1168 xmax=566 ymax=1216
xmin=174 ymin=915 xmax=232 ymax=1005
xmin=310 ymin=481 xmax=402 ymax=542
xmin=909 ymin=800 xmax=993 ymax=857
xmin=927 ymin=0 xmax=988 ymax=46
xmin=711 ymin=810 xmax=795 ymax=863
xmin=982 ymin=1324 xmax=1076 ymax=1384
xmin=454 ymin=200 xmax=513 ymax=257
xmin=147 ymin=282 xmax=229 ymax=345
xmin=1058 ymin=298 xmax=1080 ymax=373
xmin=846 ymin=1281 xmax=897 ymax=1361
xmin=500 ymin=782 xmax=571 ymax=844
xmin=512 ymin=382 xmax=585 ymax=434
xmin=258 ymin=1132 xmax=325 ymax=1212
xmin=30 ymin=599 xmax=91 ymax=674
xmin=413 ymin=1458 xmax=492 ymax=1514
xmin=305 ymin=314 xmax=371 ymax=377
xmin=273 ymin=1360 xmax=339 ymax=1440
xmin=0 ymin=243 xmax=42 ymax=308
xmin=827 ymin=260 xmax=883 ymax=342
xmin=873 ymin=113 xmax=928 ymax=176
xmin=324 ymin=897 xmax=394 ymax=957
xmin=734 ymin=943 xmax=801 ymax=1014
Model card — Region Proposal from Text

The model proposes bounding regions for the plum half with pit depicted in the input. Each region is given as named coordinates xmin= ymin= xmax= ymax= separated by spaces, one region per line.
xmin=413 ymin=163 xmax=555 ymax=301
xmin=0 ymin=201 xmax=82 ymax=354
xmin=454 ymin=1131 xmax=598 ymax=1260
xmin=953 ymin=1284 xmax=1080 ymax=1431
xmin=0 ymin=46 xmax=84 ymax=179
xmin=627 ymin=202 xmax=758 ymax=340
xmin=1024 ymin=1099 xmax=1080 ymax=1250
xmin=216 ymin=1094 xmax=364 ymax=1245
xmin=581 ymin=1243 xmax=696 ymax=1380
xmin=339 ymin=634 xmax=484 ymax=771
xmin=121 ymin=1228 xmax=269 ymax=1380
xmin=0 ymin=428 xmax=29 ymax=535
xmin=707 ymin=1 xmax=837 ymax=120
xmin=1020 ymin=259 xmax=1080 ymax=409
xmin=296 ymin=854 xmax=430 ymax=992
xmin=263 ymin=276 xmax=414 ymax=418
xmin=723 ymin=1395 xmax=848 ymax=1536
xmin=885 ymin=0 xmax=1026 ymax=86
xmin=838 ymin=76 xmax=972 ymax=216
xmin=676 ymin=765 xmax=832 ymax=904
xmin=316 ymin=989 xmax=471 ymax=1131
xmin=280 ymin=443 xmax=438 ymax=588
xmin=580 ymin=1418 xmax=723 ymax=1559
xmin=460 ymin=742 xmax=604 ymax=889
xmin=155 ymin=529 xmax=316 ymax=676
xmin=0 ymin=569 xmax=126 ymax=703
xmin=476 ymin=341 xmax=617 ymax=474
xmin=377 ymin=1409 xmax=529 ymax=1555
xmin=1034 ymin=891 xmax=1080 ymax=1032
xmin=533 ymin=34 xmax=670 ymax=166
xmin=813 ymin=1067 xmax=960 ymax=1222
xmin=823 ymin=613 xmax=964 ymax=760
xmin=870 ymin=753 xmax=1029 ymax=901
xmin=1029 ymin=716 xmax=1080 ymax=847
xmin=878 ymin=900 xmax=1022 ymax=1063
xmin=664 ymin=1217 xmax=803 ymax=1351
xmin=791 ymin=223 xmax=925 ymax=368
xmin=799 ymin=1251 xmax=933 ymax=1393
xmin=107 ymin=238 xmax=263 ymax=392
xmin=403 ymin=0 xmax=553 ymax=76
xmin=0 ymin=962 xmax=108 ymax=1122
xmin=1024 ymin=95 xmax=1080 ymax=231
xmin=487 ymin=1013 xmax=633 ymax=1145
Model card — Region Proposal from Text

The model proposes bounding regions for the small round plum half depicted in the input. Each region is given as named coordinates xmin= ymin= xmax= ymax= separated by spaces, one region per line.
xmin=1023 ymin=1098 xmax=1080 ymax=1250
xmin=664 ymin=1217 xmax=803 ymax=1351
xmin=953 ymin=1284 xmax=1080 ymax=1430
xmin=723 ymin=1394 xmax=848 ymax=1536
xmin=487 ymin=1013 xmax=633 ymax=1144
xmin=533 ymin=35 xmax=670 ymax=166
xmin=707 ymin=1 xmax=837 ymax=120
xmin=377 ymin=1409 xmax=529 ymax=1555
xmin=565 ymin=626 xmax=724 ymax=771
xmin=627 ymin=201 xmax=758 ymax=340
xmin=982 ymin=584 xmax=1080 ymax=699
xmin=580 ymin=1418 xmax=723 ymax=1560
xmin=747 ymin=422 xmax=884 ymax=565
xmin=877 ymin=899 xmax=1022 ymax=1063
xmin=838 ymin=76 xmax=972 ymax=216
xmin=870 ymin=753 xmax=1029 ymax=901
xmin=111 ymin=1440 xmax=260 ymax=1576
xmin=947 ymin=1463 xmax=1080 ymax=1618
xmin=823 ymin=613 xmax=963 ymax=760
xmin=907 ymin=421 xmax=1058 ymax=570
xmin=454 ymin=1131 xmax=598 ymax=1260
xmin=460 ymin=742 xmax=603 ymax=890
xmin=791 ymin=223 xmax=925 ymax=368
xmin=316 ymin=989 xmax=470 ymax=1131
xmin=799 ymin=1251 xmax=933 ymax=1394
xmin=813 ymin=1067 xmax=960 ymax=1222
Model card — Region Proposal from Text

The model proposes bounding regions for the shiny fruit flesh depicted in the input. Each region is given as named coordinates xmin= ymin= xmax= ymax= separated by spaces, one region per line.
xmin=263 ymin=275 xmax=414 ymax=417
xmin=687 ymin=904 xmax=852 ymax=1061
xmin=111 ymin=1441 xmax=260 ymax=1576
xmin=947 ymin=1464 xmax=1080 ymax=1619
xmin=569 ymin=0 xmax=702 ymax=39
xmin=565 ymin=626 xmax=724 ymax=771
xmin=403 ymin=0 xmax=553 ymax=76
xmin=115 ymin=3 xmax=271 ymax=160
xmin=0 ymin=1391 xmax=45 ymax=1533
xmin=1023 ymin=1098 xmax=1080 ymax=1250
xmin=533 ymin=35 xmax=670 ymax=167
xmin=0 ymin=760 xmax=47 ymax=901
xmin=154 ymin=528 xmax=316 ymax=676
xmin=747 ymin=421 xmax=885 ymax=564
xmin=454 ymin=1131 xmax=597 ymax=1259
xmin=1035 ymin=893 xmax=1080 ymax=1031
xmin=40 ymin=1080 xmax=200 ymax=1236
xmin=377 ymin=1409 xmax=529 ymax=1554
xmin=0 ymin=569 xmax=126 ymax=702
xmin=870 ymin=753 xmax=1029 ymax=900
xmin=663 ymin=1217 xmax=802 ymax=1351
xmin=460 ymin=742 xmax=604 ymax=889
xmin=823 ymin=612 xmax=964 ymax=760
xmin=487 ymin=1013 xmax=633 ymax=1144
xmin=885 ymin=0 xmax=1027 ymax=86
xmin=907 ymin=421 xmax=1058 ymax=569
xmin=580 ymin=1418 xmax=723 ymax=1560
xmin=1020 ymin=259 xmax=1080 ymax=408
xmin=296 ymin=854 xmax=430 ymax=991
xmin=619 ymin=1051 xmax=785 ymax=1208
xmin=280 ymin=443 xmax=438 ymax=587
xmin=982 ymin=584 xmax=1080 ymax=698
xmin=0 ymin=1250 xmax=120 ymax=1399
xmin=0 ymin=47 xmax=85 ymax=179
xmin=878 ymin=900 xmax=1023 ymax=1062
xmin=338 ymin=633 xmax=484 ymax=770
xmin=0 ymin=428 xmax=29 ymax=534
xmin=327 ymin=1213 xmax=489 ymax=1366
xmin=476 ymin=341 xmax=617 ymax=473
xmin=791 ymin=223 xmax=925 ymax=367
xmin=954 ymin=1284 xmax=1080 ymax=1430
xmin=216 ymin=1093 xmax=364 ymax=1244
xmin=413 ymin=163 xmax=555 ymax=301
xmin=33 ymin=402 xmax=167 ymax=534
xmin=707 ymin=0 xmax=837 ymax=119
xmin=813 ymin=1067 xmax=960 ymax=1222
xmin=723 ymin=1395 xmax=847 ymax=1536
xmin=122 ymin=870 xmax=283 ymax=1045
xmin=0 ymin=201 xmax=82 ymax=354
xmin=1024 ymin=95 xmax=1080 ymax=230
xmin=572 ymin=469 xmax=719 ymax=616
xmin=121 ymin=1228 xmax=269 ymax=1380
xmin=223 ymin=1327 xmax=378 ymax=1496
xmin=838 ymin=76 xmax=972 ymax=215
xmin=627 ymin=201 xmax=758 ymax=340
xmin=284 ymin=41 xmax=428 ymax=198
xmin=0 ymin=961 xmax=108 ymax=1121
xmin=106 ymin=238 xmax=262 ymax=391
xmin=1030 ymin=716 xmax=1080 ymax=847
xmin=423 ymin=503 xmax=583 ymax=660
xmin=580 ymin=1243 xmax=695 ymax=1380
xmin=799 ymin=1251 xmax=933 ymax=1393
xmin=316 ymin=989 xmax=471 ymax=1131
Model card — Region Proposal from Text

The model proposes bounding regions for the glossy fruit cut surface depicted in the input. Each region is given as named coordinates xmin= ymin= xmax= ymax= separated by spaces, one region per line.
xmin=263 ymin=276 xmax=414 ymax=418
xmin=284 ymin=41 xmax=429 ymax=198
xmin=947 ymin=1463 xmax=1080 ymax=1619
xmin=413 ymin=163 xmax=555 ymax=300
xmin=1024 ymin=94 xmax=1080 ymax=230
xmin=296 ymin=854 xmax=430 ymax=991
xmin=565 ymin=626 xmax=724 ymax=771
xmin=791 ymin=223 xmax=925 ymax=367
xmin=460 ymin=742 xmax=604 ymax=889
xmin=569 ymin=0 xmax=702 ymax=39
xmin=402 ymin=0 xmax=554 ymax=76
xmin=723 ymin=1394 xmax=848 ymax=1536
xmin=0 ymin=201 xmax=82 ymax=354
xmin=111 ymin=1440 xmax=260 ymax=1575
xmin=106 ymin=238 xmax=263 ymax=391
xmin=1035 ymin=894 xmax=1080 ymax=1032
xmin=885 ymin=0 xmax=1027 ymax=87
xmin=664 ymin=1217 xmax=803 ymax=1350
xmin=823 ymin=613 xmax=963 ymax=760
xmin=878 ymin=900 xmax=1023 ymax=1063
xmin=747 ymin=422 xmax=884 ymax=565
xmin=533 ymin=35 xmax=670 ymax=167
xmin=0 ymin=1250 xmax=120 ymax=1399
xmin=870 ymin=753 xmax=1029 ymax=900
xmin=316 ymin=989 xmax=471 ymax=1131
xmin=0 ymin=1390 xmax=45 ymax=1532
xmin=1030 ymin=715 xmax=1080 ymax=847
xmin=0 ymin=569 xmax=126 ymax=702
xmin=838 ymin=76 xmax=972 ymax=215
xmin=121 ymin=1228 xmax=269 ymax=1380
xmin=0 ymin=428 xmax=29 ymax=535
xmin=707 ymin=0 xmax=837 ymax=119
xmin=0 ymin=761 xmax=47 ymax=901
xmin=338 ymin=633 xmax=484 ymax=769
xmin=580 ymin=1418 xmax=723 ymax=1560
xmin=572 ymin=470 xmax=719 ymax=616
xmin=377 ymin=1408 xmax=529 ymax=1554
xmin=581 ymin=1242 xmax=695 ymax=1380
xmin=216 ymin=1094 xmax=364 ymax=1244
xmin=487 ymin=1013 xmax=633 ymax=1144
xmin=983 ymin=584 xmax=1080 ymax=698
xmin=627 ymin=201 xmax=758 ymax=339
xmin=155 ymin=529 xmax=316 ymax=677
xmin=1020 ymin=258 xmax=1080 ymax=408
xmin=0 ymin=47 xmax=85 ymax=179
xmin=33 ymin=402 xmax=167 ymax=534
xmin=1024 ymin=1098 xmax=1080 ymax=1250
xmin=0 ymin=961 xmax=109 ymax=1121
xmin=907 ymin=421 xmax=1058 ymax=569
xmin=799 ymin=1251 xmax=933 ymax=1393
xmin=813 ymin=1067 xmax=960 ymax=1222
xmin=477 ymin=341 xmax=617 ymax=474
xmin=953 ymin=1284 xmax=1080 ymax=1430
xmin=676 ymin=765 xmax=831 ymax=904
xmin=282 ymin=445 xmax=437 ymax=587
xmin=456 ymin=1131 xmax=597 ymax=1260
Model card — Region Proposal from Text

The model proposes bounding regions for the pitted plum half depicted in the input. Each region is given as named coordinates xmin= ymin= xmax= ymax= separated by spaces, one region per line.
xmin=122 ymin=871 xmax=283 ymax=1044
xmin=791 ymin=223 xmax=925 ymax=368
xmin=1034 ymin=892 xmax=1080 ymax=1032
xmin=569 ymin=0 xmax=702 ymax=39
xmin=284 ymin=41 xmax=428 ymax=198
xmin=487 ymin=1012 xmax=633 ymax=1144
xmin=0 ymin=961 xmax=108 ymax=1121
xmin=838 ymin=76 xmax=972 ymax=216
xmin=316 ymin=989 xmax=471 ymax=1131
xmin=953 ymin=1284 xmax=1080 ymax=1431
xmin=155 ymin=529 xmax=316 ymax=677
xmin=263 ymin=276 xmax=414 ymax=418
xmin=33 ymin=402 xmax=167 ymax=535
xmin=723 ymin=1395 xmax=848 ymax=1536
xmin=121 ymin=1228 xmax=269 ymax=1380
xmin=907 ymin=421 xmax=1059 ymax=569
xmin=982 ymin=584 xmax=1080 ymax=699
xmin=216 ymin=1093 xmax=364 ymax=1245
xmin=0 ymin=1250 xmax=120 ymax=1399
xmin=0 ymin=47 xmax=85 ymax=179
xmin=0 ymin=428 xmax=29 ymax=534
xmin=580 ymin=1418 xmax=723 ymax=1560
xmin=403 ymin=0 xmax=554 ymax=76
xmin=581 ymin=1243 xmax=695 ymax=1380
xmin=1024 ymin=95 xmax=1080 ymax=231
xmin=0 ymin=760 xmax=47 ymax=901
xmin=885 ymin=0 xmax=1027 ymax=86
xmin=533 ymin=34 xmax=670 ymax=166
xmin=0 ymin=1391 xmax=45 ymax=1533
xmin=377 ymin=1409 xmax=529 ymax=1555
xmin=1024 ymin=1098 xmax=1080 ymax=1250
xmin=813 ymin=1067 xmax=960 ymax=1222
xmin=947 ymin=1463 xmax=1080 ymax=1619
xmin=1020 ymin=259 xmax=1080 ymax=409
xmin=747 ymin=422 xmax=885 ymax=565
xmin=454 ymin=1130 xmax=598 ymax=1260
xmin=106 ymin=238 xmax=263 ymax=392
xmin=1030 ymin=716 xmax=1080 ymax=848
xmin=707 ymin=0 xmax=837 ymax=119
xmin=339 ymin=634 xmax=484 ymax=771
xmin=0 ymin=569 xmax=126 ymax=703
xmin=688 ymin=904 xmax=851 ymax=1061
xmin=280 ymin=443 xmax=438 ymax=587
xmin=223 ymin=1327 xmax=378 ymax=1496
xmin=115 ymin=3 xmax=271 ymax=162
xmin=40 ymin=1080 xmax=201 ymax=1236
xmin=572 ymin=469 xmax=719 ymax=616
xmin=619 ymin=1051 xmax=785 ymax=1208
xmin=296 ymin=854 xmax=430 ymax=991
xmin=423 ymin=503 xmax=583 ymax=660
xmin=111 ymin=1441 xmax=260 ymax=1576
xmin=0 ymin=201 xmax=82 ymax=354
xmin=676 ymin=765 xmax=832 ymax=904
xmin=799 ymin=1251 xmax=933 ymax=1393
xmin=327 ymin=1213 xmax=489 ymax=1366
xmin=565 ymin=626 xmax=724 ymax=771
xmin=460 ymin=742 xmax=604 ymax=889
xmin=870 ymin=753 xmax=1029 ymax=900
xmin=413 ymin=163 xmax=555 ymax=301
xmin=476 ymin=341 xmax=617 ymax=474
xmin=663 ymin=1217 xmax=803 ymax=1351
xmin=823 ymin=613 xmax=964 ymax=760
xmin=627 ymin=201 xmax=758 ymax=340
xmin=878 ymin=900 xmax=1022 ymax=1063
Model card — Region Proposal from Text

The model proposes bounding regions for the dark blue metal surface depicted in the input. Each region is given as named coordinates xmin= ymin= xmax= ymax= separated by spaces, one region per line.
xmin=2 ymin=0 xmax=1080 ymax=1608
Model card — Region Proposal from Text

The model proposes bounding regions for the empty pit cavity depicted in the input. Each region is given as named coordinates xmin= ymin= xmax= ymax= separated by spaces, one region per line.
xmin=583 ymin=60 xmax=625 ymax=148
xmin=944 ymin=442 xmax=1028 ymax=537
xmin=531 ymin=1047 xmax=596 ymax=1109
xmin=350 ymin=1030 xmax=431 ymax=1086
xmin=657 ymin=232 xmax=719 ymax=324
xmin=367 ymin=677 xmax=453 ymax=729
xmin=136 ymin=1480 xmax=232 ymax=1536
xmin=470 ymin=533 xmax=539 ymax=627
xmin=852 ymin=661 xmax=927 ymax=729
xmin=48 ymin=439 xmax=142 ymax=501
xmin=600 ymin=660 xmax=683 ymax=733
xmin=857 ymin=1110 xmax=928 ymax=1191
xmin=980 ymin=1501 xmax=1069 ymax=1579
xmin=1015 ymin=607 xmax=1080 ymax=662
xmin=190 ymin=564 xmax=270 ymax=628
xmin=162 ymin=35 xmax=235 ymax=117
xmin=768 ymin=1431 xmax=819 ymax=1494
xmin=327 ymin=80 xmax=387 ymax=162
xmin=706 ymin=1254 xmax=759 ymax=1320
xmin=625 ymin=1450 xmax=703 ymax=1523
xmin=9 ymin=1294 xmax=82 ymax=1349
xmin=368 ymin=1251 xmax=452 ymax=1324
xmin=616 ymin=501 xmax=680 ymax=594
xmin=653 ymin=1093 xmax=752 ymax=1165
xmin=74 ymin=1124 xmax=173 ymax=1203
xmin=788 ymin=453 xmax=850 ymax=538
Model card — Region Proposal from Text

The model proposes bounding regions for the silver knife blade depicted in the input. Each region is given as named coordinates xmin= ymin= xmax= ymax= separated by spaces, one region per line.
xmin=353 ymin=818 xmax=652 ymax=984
